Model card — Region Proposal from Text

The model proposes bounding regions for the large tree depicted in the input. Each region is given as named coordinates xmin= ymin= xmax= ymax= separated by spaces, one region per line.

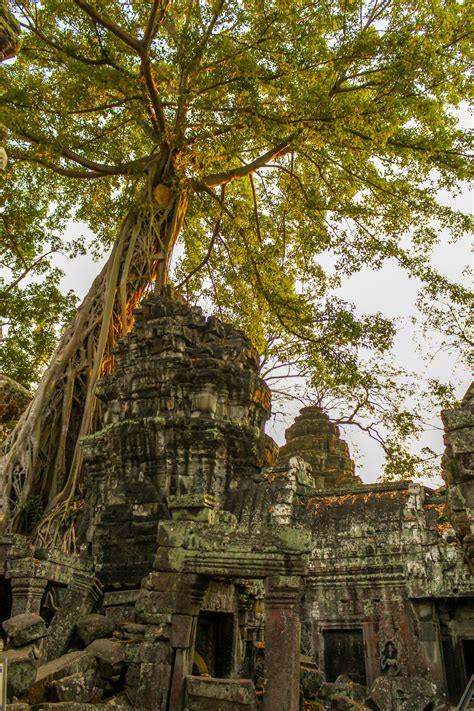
xmin=0 ymin=0 xmax=472 ymax=546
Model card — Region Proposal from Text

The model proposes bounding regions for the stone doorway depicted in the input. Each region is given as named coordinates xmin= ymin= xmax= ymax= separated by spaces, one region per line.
xmin=194 ymin=611 xmax=235 ymax=678
xmin=323 ymin=628 xmax=367 ymax=685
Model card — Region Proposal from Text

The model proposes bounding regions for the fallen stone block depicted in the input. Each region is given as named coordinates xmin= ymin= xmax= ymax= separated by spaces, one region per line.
xmin=115 ymin=622 xmax=147 ymax=640
xmin=319 ymin=681 xmax=367 ymax=704
xmin=124 ymin=663 xmax=140 ymax=706
xmin=4 ymin=648 xmax=37 ymax=700
xmin=6 ymin=703 xmax=31 ymax=710
xmin=3 ymin=614 xmax=47 ymax=647
xmin=28 ymin=651 xmax=97 ymax=707
xmin=300 ymin=668 xmax=325 ymax=699
xmin=367 ymin=676 xmax=438 ymax=711
xmin=76 ymin=615 xmax=114 ymax=647
xmin=185 ymin=675 xmax=257 ymax=710
xmin=330 ymin=695 xmax=373 ymax=710
xmin=302 ymin=703 xmax=325 ymax=711
xmin=47 ymin=670 xmax=97 ymax=703
xmin=86 ymin=639 xmax=125 ymax=666
xmin=123 ymin=642 xmax=141 ymax=664
xmin=36 ymin=652 xmax=97 ymax=685
xmin=86 ymin=639 xmax=125 ymax=680
xmin=331 ymin=681 xmax=367 ymax=703
xmin=136 ymin=661 xmax=171 ymax=710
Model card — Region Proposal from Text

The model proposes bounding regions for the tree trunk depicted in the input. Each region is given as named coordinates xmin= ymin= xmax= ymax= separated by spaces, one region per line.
xmin=0 ymin=157 xmax=188 ymax=548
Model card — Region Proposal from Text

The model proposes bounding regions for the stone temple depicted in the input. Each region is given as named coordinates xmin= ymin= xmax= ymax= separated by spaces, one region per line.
xmin=0 ymin=289 xmax=473 ymax=711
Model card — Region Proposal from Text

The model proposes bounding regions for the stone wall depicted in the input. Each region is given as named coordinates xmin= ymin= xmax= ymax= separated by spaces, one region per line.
xmin=298 ymin=481 xmax=473 ymax=703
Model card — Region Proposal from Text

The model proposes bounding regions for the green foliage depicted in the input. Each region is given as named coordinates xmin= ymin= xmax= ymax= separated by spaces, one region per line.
xmin=0 ymin=273 xmax=78 ymax=387
xmin=1 ymin=0 xmax=472 ymax=477
xmin=0 ymin=159 xmax=81 ymax=386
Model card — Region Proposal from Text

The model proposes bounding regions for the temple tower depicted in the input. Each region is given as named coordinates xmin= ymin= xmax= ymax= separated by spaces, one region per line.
xmin=278 ymin=406 xmax=361 ymax=489
xmin=81 ymin=288 xmax=272 ymax=586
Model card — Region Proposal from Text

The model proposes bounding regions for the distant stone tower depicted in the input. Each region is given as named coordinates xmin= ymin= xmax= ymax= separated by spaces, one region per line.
xmin=81 ymin=288 xmax=273 ymax=586
xmin=278 ymin=406 xmax=361 ymax=489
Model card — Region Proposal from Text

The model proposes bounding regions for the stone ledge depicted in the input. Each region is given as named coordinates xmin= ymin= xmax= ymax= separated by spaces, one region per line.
xmin=185 ymin=675 xmax=257 ymax=704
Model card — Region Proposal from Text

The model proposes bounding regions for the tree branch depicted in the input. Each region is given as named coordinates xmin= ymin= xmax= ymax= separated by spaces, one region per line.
xmin=177 ymin=187 xmax=225 ymax=288
xmin=73 ymin=0 xmax=169 ymax=136
xmin=17 ymin=130 xmax=150 ymax=175
xmin=330 ymin=80 xmax=381 ymax=95
xmin=9 ymin=152 xmax=121 ymax=179
xmin=21 ymin=19 xmax=114 ymax=67
xmin=143 ymin=0 xmax=169 ymax=50
xmin=0 ymin=251 xmax=58 ymax=296
xmin=199 ymin=134 xmax=297 ymax=188
xmin=139 ymin=0 xmax=170 ymax=135
xmin=4 ymin=95 xmax=144 ymax=117
xmin=140 ymin=57 xmax=167 ymax=135
xmin=189 ymin=0 xmax=225 ymax=75
xmin=248 ymin=173 xmax=262 ymax=246
xmin=73 ymin=0 xmax=142 ymax=53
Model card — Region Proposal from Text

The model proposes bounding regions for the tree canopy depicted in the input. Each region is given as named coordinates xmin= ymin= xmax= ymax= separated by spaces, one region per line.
xmin=0 ymin=0 xmax=472 ymax=544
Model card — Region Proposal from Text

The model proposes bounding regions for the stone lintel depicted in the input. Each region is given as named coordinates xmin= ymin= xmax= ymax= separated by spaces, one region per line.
xmin=154 ymin=518 xmax=310 ymax=579
xmin=0 ymin=534 xmax=32 ymax=562
xmin=6 ymin=557 xmax=42 ymax=579
xmin=103 ymin=589 xmax=141 ymax=607
xmin=68 ymin=569 xmax=103 ymax=600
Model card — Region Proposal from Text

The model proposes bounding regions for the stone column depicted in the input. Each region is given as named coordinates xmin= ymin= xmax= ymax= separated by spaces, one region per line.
xmin=7 ymin=557 xmax=48 ymax=616
xmin=411 ymin=600 xmax=446 ymax=697
xmin=167 ymin=574 xmax=208 ymax=711
xmin=263 ymin=575 xmax=302 ymax=711
xmin=10 ymin=576 xmax=48 ymax=616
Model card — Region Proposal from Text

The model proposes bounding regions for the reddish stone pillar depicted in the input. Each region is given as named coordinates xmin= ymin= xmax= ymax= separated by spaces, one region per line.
xmin=263 ymin=575 xmax=302 ymax=711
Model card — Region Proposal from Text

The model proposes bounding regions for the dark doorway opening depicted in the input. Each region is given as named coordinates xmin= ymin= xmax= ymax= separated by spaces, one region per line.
xmin=195 ymin=611 xmax=235 ymax=678
xmin=323 ymin=628 xmax=367 ymax=685
xmin=0 ymin=577 xmax=12 ymax=645
xmin=0 ymin=577 xmax=12 ymax=623
xmin=442 ymin=638 xmax=462 ymax=703
xmin=462 ymin=639 xmax=474 ymax=679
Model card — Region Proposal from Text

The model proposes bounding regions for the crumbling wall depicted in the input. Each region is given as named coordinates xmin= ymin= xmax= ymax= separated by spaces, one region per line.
xmin=298 ymin=481 xmax=473 ymax=705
